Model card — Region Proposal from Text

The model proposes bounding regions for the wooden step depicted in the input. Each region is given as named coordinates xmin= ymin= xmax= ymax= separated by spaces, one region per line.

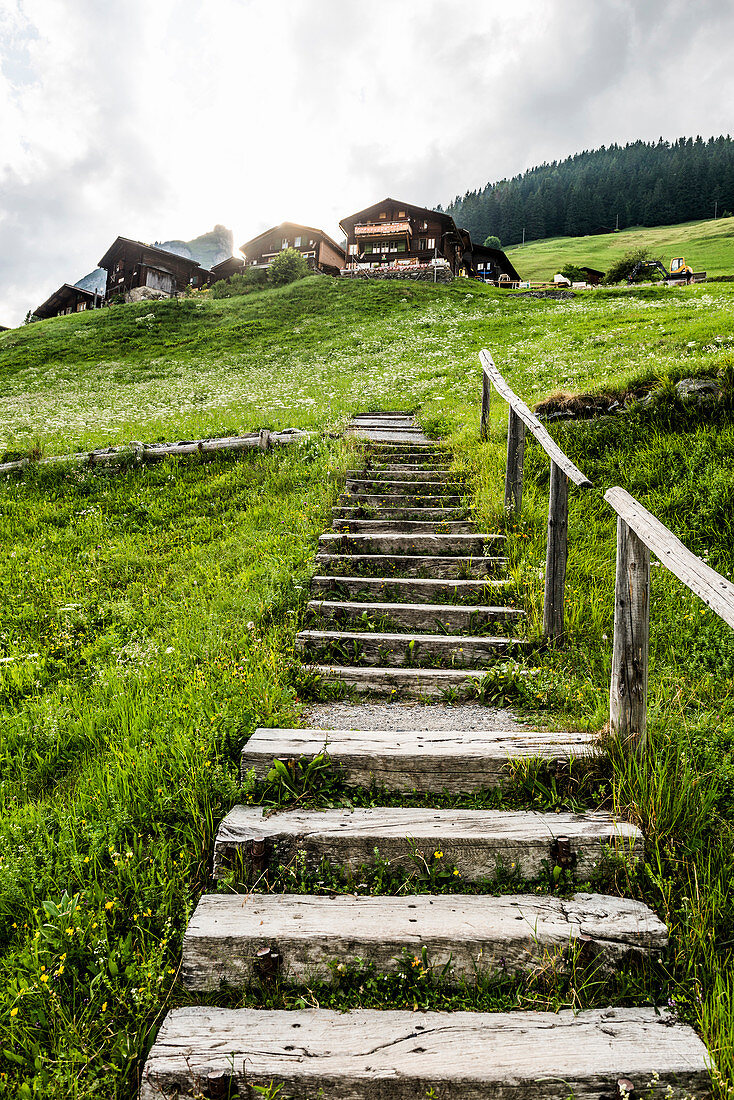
xmin=241 ymin=725 xmax=595 ymax=792
xmin=346 ymin=428 xmax=431 ymax=442
xmin=313 ymin=554 xmax=507 ymax=578
xmin=309 ymin=663 xmax=494 ymax=696
xmin=319 ymin=533 xmax=502 ymax=556
xmin=306 ymin=599 xmax=524 ymax=632
xmin=333 ymin=506 xmax=470 ymax=520
xmin=332 ymin=518 xmax=476 ymax=534
xmin=141 ymin=1006 xmax=710 ymax=1100
xmin=296 ymin=628 xmax=524 ymax=666
xmin=340 ymin=493 xmax=464 ymax=507
xmin=347 ymin=467 xmax=454 ymax=481
xmin=309 ymin=575 xmax=512 ymax=602
xmin=213 ymin=805 xmax=642 ymax=881
xmin=345 ymin=478 xmax=457 ymax=494
xmin=182 ymin=891 xmax=667 ymax=989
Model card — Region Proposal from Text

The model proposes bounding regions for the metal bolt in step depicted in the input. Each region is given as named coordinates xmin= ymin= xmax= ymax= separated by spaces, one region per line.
xmin=255 ymin=945 xmax=281 ymax=981
xmin=551 ymin=836 xmax=575 ymax=870
xmin=250 ymin=837 xmax=267 ymax=873
xmin=200 ymin=1070 xmax=237 ymax=1099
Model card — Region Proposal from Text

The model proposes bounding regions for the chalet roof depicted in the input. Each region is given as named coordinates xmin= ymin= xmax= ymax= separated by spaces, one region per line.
xmin=239 ymin=222 xmax=344 ymax=258
xmin=34 ymin=283 xmax=98 ymax=319
xmin=97 ymin=236 xmax=202 ymax=272
xmin=580 ymin=266 xmax=605 ymax=277
xmin=468 ymin=243 xmax=521 ymax=282
xmin=211 ymin=255 xmax=246 ymax=275
xmin=340 ymin=198 xmax=458 ymax=237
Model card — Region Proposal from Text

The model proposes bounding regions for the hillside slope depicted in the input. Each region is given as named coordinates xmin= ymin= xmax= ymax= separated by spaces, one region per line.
xmin=506 ymin=216 xmax=734 ymax=281
xmin=2 ymin=276 xmax=734 ymax=458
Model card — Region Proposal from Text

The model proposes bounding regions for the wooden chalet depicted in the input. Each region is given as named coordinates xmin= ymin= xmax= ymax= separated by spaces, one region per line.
xmin=239 ymin=223 xmax=345 ymax=277
xmin=580 ymin=266 xmax=605 ymax=285
xmin=210 ymin=255 xmax=246 ymax=282
xmin=98 ymin=237 xmax=210 ymax=301
xmin=34 ymin=284 xmax=102 ymax=320
xmin=458 ymin=232 xmax=520 ymax=284
xmin=340 ymin=198 xmax=465 ymax=274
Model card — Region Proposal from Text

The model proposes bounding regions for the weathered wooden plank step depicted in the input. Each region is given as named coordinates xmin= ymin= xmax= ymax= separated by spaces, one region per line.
xmin=319 ymin=533 xmax=503 ymax=556
xmin=346 ymin=478 xmax=457 ymax=494
xmin=213 ymin=804 xmax=642 ymax=881
xmin=309 ymin=663 xmax=492 ymax=696
xmin=332 ymin=519 xmax=476 ymax=534
xmin=313 ymin=554 xmax=508 ymax=578
xmin=348 ymin=467 xmax=454 ymax=480
xmin=366 ymin=452 xmax=448 ymax=465
xmin=182 ymin=891 xmax=667 ymax=990
xmin=349 ymin=417 xmax=417 ymax=426
xmin=296 ymin=629 xmax=524 ymax=666
xmin=309 ymin=575 xmax=512 ymax=602
xmin=306 ymin=599 xmax=525 ymax=632
xmin=241 ymin=725 xmax=595 ymax=791
xmin=141 ymin=1005 xmax=710 ymax=1100
xmin=345 ymin=428 xmax=431 ymax=442
xmin=340 ymin=493 xmax=464 ymax=507
xmin=333 ymin=506 xmax=470 ymax=520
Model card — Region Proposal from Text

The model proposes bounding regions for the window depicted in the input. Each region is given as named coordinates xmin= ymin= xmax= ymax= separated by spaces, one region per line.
xmin=309 ymin=239 xmax=315 ymax=246
xmin=427 ymin=238 xmax=435 ymax=250
xmin=379 ymin=212 xmax=386 ymax=219
xmin=282 ymin=239 xmax=289 ymax=249
xmin=398 ymin=210 xmax=405 ymax=218
xmin=348 ymin=243 xmax=358 ymax=255
xmin=294 ymin=236 xmax=301 ymax=247
xmin=418 ymin=238 xmax=427 ymax=251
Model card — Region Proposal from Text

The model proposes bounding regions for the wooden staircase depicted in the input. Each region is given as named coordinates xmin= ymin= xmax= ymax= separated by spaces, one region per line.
xmin=140 ymin=413 xmax=712 ymax=1100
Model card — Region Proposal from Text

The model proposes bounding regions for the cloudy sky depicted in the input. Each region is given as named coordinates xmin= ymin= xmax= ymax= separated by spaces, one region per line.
xmin=1 ymin=0 xmax=733 ymax=324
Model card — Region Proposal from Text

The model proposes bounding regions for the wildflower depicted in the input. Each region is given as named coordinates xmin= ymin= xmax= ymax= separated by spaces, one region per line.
xmin=10 ymin=1007 xmax=18 ymax=1017
xmin=434 ymin=851 xmax=443 ymax=860
xmin=105 ymin=901 xmax=114 ymax=910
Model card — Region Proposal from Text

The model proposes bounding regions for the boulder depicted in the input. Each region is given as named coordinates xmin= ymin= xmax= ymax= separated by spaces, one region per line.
xmin=675 ymin=377 xmax=722 ymax=405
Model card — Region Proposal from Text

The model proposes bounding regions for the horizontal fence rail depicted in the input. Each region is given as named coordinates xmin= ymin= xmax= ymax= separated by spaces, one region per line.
xmin=480 ymin=349 xmax=592 ymax=641
xmin=479 ymin=349 xmax=734 ymax=751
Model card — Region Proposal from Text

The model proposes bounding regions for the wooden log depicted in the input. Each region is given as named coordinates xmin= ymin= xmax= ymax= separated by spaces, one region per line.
xmin=140 ymin=1006 xmax=711 ymax=1100
xmin=213 ymin=805 xmax=642 ymax=882
xmin=308 ymin=664 xmax=494 ymax=697
xmin=504 ymin=407 xmax=526 ymax=513
xmin=543 ymin=461 xmax=569 ymax=640
xmin=182 ymin=891 xmax=667 ymax=989
xmin=480 ymin=370 xmax=491 ymax=440
xmin=605 ymin=485 xmax=734 ymax=629
xmin=241 ymin=725 xmax=597 ymax=793
xmin=480 ymin=349 xmax=592 ymax=488
xmin=610 ymin=517 xmax=650 ymax=749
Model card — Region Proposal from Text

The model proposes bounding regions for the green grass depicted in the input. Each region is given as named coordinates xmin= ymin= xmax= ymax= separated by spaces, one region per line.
xmin=1 ymin=278 xmax=734 ymax=1097
xmin=506 ymin=215 xmax=734 ymax=281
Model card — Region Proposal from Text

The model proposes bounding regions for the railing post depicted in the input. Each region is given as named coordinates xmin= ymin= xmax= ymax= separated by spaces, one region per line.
xmin=543 ymin=461 xmax=568 ymax=640
xmin=609 ymin=517 xmax=650 ymax=749
xmin=480 ymin=372 xmax=491 ymax=441
xmin=504 ymin=408 xmax=526 ymax=512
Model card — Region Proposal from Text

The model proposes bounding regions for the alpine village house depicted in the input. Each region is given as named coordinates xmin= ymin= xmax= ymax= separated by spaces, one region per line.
xmin=239 ymin=222 xmax=345 ymax=277
xmin=30 ymin=199 xmax=519 ymax=321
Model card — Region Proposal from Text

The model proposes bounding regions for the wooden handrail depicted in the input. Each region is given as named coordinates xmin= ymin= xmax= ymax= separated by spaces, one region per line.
xmin=477 ymin=350 xmax=733 ymax=752
xmin=604 ymin=487 xmax=734 ymax=629
xmin=479 ymin=348 xmax=592 ymax=640
xmin=480 ymin=349 xmax=592 ymax=488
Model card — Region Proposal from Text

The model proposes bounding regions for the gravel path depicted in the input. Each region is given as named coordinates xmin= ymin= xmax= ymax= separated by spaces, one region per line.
xmin=303 ymin=702 xmax=525 ymax=731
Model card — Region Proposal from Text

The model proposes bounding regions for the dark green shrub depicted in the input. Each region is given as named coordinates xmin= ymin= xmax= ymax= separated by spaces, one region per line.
xmin=268 ymin=248 xmax=309 ymax=287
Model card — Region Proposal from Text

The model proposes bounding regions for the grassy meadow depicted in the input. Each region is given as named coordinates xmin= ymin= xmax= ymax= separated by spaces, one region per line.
xmin=505 ymin=215 xmax=734 ymax=281
xmin=1 ymin=277 xmax=734 ymax=1097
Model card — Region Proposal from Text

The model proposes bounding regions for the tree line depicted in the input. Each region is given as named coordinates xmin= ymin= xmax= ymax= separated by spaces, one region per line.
xmin=442 ymin=136 xmax=734 ymax=246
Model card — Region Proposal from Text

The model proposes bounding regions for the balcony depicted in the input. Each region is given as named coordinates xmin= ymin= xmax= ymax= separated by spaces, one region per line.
xmin=354 ymin=220 xmax=412 ymax=242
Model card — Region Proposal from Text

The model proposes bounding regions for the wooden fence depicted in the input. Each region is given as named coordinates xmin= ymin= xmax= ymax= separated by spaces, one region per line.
xmin=480 ymin=348 xmax=734 ymax=748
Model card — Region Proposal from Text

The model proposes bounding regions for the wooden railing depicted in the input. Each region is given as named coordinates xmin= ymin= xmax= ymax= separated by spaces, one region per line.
xmin=480 ymin=349 xmax=734 ymax=748
xmin=480 ymin=349 xmax=592 ymax=641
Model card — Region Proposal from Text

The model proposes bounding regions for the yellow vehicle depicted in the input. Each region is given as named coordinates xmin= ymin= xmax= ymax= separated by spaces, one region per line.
xmin=628 ymin=257 xmax=706 ymax=284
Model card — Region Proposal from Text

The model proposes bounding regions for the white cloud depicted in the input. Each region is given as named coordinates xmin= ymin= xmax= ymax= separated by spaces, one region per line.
xmin=1 ymin=0 xmax=733 ymax=324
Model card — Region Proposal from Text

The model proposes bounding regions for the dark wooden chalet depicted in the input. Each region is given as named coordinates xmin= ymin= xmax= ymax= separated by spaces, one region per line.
xmin=239 ymin=223 xmax=345 ymax=277
xmin=458 ymin=232 xmax=520 ymax=284
xmin=210 ymin=255 xmax=246 ymax=282
xmin=340 ymin=198 xmax=465 ymax=274
xmin=33 ymin=284 xmax=102 ymax=320
xmin=580 ymin=266 xmax=605 ymax=285
xmin=98 ymin=237 xmax=210 ymax=300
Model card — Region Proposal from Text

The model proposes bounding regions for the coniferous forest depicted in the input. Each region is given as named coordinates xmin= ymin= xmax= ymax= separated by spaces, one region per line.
xmin=443 ymin=136 xmax=734 ymax=246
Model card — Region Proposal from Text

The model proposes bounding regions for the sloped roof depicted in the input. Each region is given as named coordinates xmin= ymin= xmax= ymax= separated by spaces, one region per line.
xmin=34 ymin=283 xmax=98 ymax=319
xmin=340 ymin=198 xmax=458 ymax=236
xmin=98 ymin=236 xmax=202 ymax=271
xmin=239 ymin=222 xmax=344 ymax=258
